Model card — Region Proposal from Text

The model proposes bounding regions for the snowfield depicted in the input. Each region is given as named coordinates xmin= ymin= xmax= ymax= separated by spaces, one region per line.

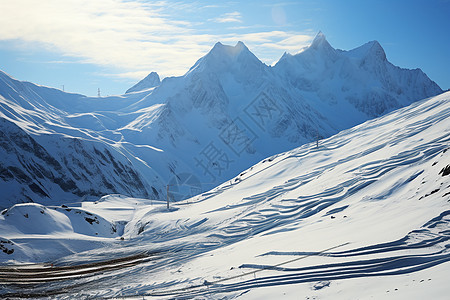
xmin=1 ymin=90 xmax=449 ymax=299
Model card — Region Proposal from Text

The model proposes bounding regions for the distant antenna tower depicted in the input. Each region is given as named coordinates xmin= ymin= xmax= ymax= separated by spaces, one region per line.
xmin=98 ymin=88 xmax=101 ymax=97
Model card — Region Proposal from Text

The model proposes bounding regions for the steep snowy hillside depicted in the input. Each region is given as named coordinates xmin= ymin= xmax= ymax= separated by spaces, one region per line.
xmin=1 ymin=91 xmax=449 ymax=299
xmin=0 ymin=118 xmax=152 ymax=208
xmin=0 ymin=32 xmax=443 ymax=207
xmin=0 ymin=71 xmax=163 ymax=208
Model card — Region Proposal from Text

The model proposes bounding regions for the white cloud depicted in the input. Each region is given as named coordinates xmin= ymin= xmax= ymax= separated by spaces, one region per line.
xmin=213 ymin=12 xmax=243 ymax=23
xmin=0 ymin=0 xmax=313 ymax=79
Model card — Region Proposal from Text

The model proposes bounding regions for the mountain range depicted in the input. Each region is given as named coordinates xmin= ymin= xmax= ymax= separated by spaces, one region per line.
xmin=0 ymin=32 xmax=443 ymax=208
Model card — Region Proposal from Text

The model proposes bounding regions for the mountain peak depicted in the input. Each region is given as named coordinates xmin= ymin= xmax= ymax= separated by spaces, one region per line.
xmin=126 ymin=72 xmax=161 ymax=94
xmin=301 ymin=31 xmax=337 ymax=60
xmin=344 ymin=40 xmax=387 ymax=63
xmin=212 ymin=41 xmax=224 ymax=48
xmin=310 ymin=31 xmax=331 ymax=50
xmin=209 ymin=41 xmax=250 ymax=58
xmin=187 ymin=41 xmax=263 ymax=75
xmin=367 ymin=40 xmax=387 ymax=61
xmin=311 ymin=31 xmax=325 ymax=44
xmin=235 ymin=41 xmax=246 ymax=49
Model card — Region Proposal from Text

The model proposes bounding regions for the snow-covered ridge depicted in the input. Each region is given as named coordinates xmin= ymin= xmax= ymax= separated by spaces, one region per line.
xmin=0 ymin=32 xmax=444 ymax=207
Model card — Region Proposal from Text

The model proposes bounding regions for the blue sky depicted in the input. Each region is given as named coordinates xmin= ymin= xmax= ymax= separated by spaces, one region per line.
xmin=0 ymin=0 xmax=449 ymax=96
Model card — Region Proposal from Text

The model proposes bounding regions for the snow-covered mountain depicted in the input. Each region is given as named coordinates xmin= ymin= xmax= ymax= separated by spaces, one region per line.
xmin=1 ymin=90 xmax=449 ymax=299
xmin=125 ymin=71 xmax=161 ymax=93
xmin=0 ymin=32 xmax=443 ymax=207
xmin=274 ymin=32 xmax=442 ymax=117
xmin=0 ymin=71 xmax=163 ymax=208
xmin=0 ymin=117 xmax=153 ymax=208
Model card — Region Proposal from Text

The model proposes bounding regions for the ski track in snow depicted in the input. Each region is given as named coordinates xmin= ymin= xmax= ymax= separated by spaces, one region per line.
xmin=24 ymin=209 xmax=448 ymax=299
xmin=150 ymin=211 xmax=450 ymax=298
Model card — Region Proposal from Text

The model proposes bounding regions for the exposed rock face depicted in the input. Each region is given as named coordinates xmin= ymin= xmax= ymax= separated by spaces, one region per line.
xmin=0 ymin=118 xmax=151 ymax=208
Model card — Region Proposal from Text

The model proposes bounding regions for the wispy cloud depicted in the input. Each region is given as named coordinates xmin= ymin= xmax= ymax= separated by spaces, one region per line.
xmin=213 ymin=12 xmax=243 ymax=23
xmin=0 ymin=0 xmax=313 ymax=79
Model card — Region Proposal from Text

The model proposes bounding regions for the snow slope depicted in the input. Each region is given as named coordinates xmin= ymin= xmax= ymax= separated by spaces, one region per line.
xmin=0 ymin=32 xmax=443 ymax=207
xmin=0 ymin=71 xmax=164 ymax=208
xmin=1 ymin=91 xmax=449 ymax=299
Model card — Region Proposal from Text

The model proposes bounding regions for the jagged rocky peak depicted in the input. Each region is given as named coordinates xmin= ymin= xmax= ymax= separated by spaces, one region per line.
xmin=125 ymin=72 xmax=161 ymax=94
xmin=308 ymin=31 xmax=335 ymax=52
xmin=274 ymin=31 xmax=338 ymax=69
xmin=209 ymin=41 xmax=249 ymax=58
xmin=346 ymin=40 xmax=387 ymax=63
xmin=279 ymin=31 xmax=338 ymax=64
xmin=365 ymin=40 xmax=387 ymax=61
xmin=310 ymin=31 xmax=326 ymax=47
xmin=188 ymin=41 xmax=264 ymax=75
